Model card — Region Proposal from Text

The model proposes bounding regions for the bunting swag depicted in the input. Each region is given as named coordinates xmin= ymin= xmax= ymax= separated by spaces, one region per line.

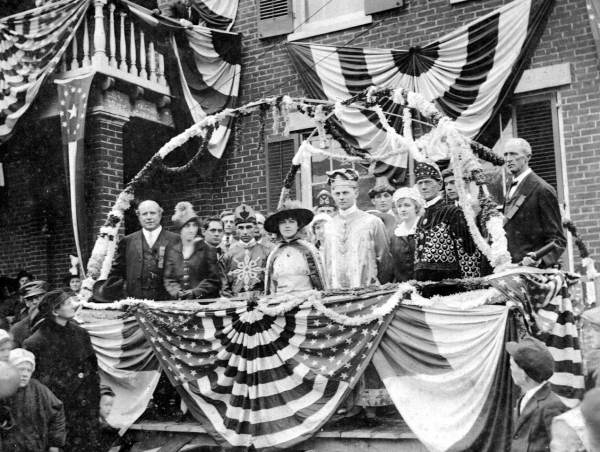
xmin=123 ymin=0 xmax=241 ymax=159
xmin=189 ymin=0 xmax=239 ymax=31
xmin=487 ymin=268 xmax=585 ymax=405
xmin=373 ymin=304 xmax=517 ymax=452
xmin=82 ymin=313 xmax=160 ymax=431
xmin=171 ymin=26 xmax=241 ymax=158
xmin=0 ymin=0 xmax=90 ymax=141
xmin=133 ymin=291 xmax=397 ymax=451
xmin=56 ymin=74 xmax=94 ymax=271
xmin=287 ymin=0 xmax=540 ymax=162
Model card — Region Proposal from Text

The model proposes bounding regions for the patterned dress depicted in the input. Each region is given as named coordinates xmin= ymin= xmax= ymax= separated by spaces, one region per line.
xmin=222 ymin=240 xmax=271 ymax=296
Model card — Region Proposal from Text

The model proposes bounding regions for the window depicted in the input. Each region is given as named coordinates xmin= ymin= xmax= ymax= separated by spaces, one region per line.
xmin=257 ymin=0 xmax=402 ymax=40
xmin=288 ymin=0 xmax=371 ymax=41
xmin=265 ymin=132 xmax=374 ymax=211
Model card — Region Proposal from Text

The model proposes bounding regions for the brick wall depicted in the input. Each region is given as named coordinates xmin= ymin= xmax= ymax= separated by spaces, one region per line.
xmin=190 ymin=0 xmax=600 ymax=267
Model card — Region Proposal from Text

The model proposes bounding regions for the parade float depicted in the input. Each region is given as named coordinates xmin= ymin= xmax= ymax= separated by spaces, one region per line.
xmin=0 ymin=0 xmax=596 ymax=450
xmin=72 ymin=87 xmax=587 ymax=452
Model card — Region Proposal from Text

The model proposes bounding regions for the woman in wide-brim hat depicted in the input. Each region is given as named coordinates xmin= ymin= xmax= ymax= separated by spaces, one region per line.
xmin=264 ymin=200 xmax=326 ymax=295
xmin=163 ymin=202 xmax=220 ymax=300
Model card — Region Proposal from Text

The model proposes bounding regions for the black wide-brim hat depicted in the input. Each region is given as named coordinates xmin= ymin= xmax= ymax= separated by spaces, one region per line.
xmin=264 ymin=200 xmax=314 ymax=234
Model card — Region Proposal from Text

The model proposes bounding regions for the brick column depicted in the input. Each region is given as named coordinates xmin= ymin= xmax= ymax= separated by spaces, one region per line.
xmin=85 ymin=112 xmax=127 ymax=251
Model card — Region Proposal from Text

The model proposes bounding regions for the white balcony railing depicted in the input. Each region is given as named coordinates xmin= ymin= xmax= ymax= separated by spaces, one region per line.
xmin=56 ymin=0 xmax=171 ymax=96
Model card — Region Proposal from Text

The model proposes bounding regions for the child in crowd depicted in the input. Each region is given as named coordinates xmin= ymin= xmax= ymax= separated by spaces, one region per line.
xmin=1 ymin=348 xmax=65 ymax=451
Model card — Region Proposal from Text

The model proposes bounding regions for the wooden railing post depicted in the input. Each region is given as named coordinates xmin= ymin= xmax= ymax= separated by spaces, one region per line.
xmin=82 ymin=17 xmax=91 ymax=66
xmin=108 ymin=2 xmax=117 ymax=68
xmin=119 ymin=12 xmax=127 ymax=72
xmin=92 ymin=0 xmax=108 ymax=65
xmin=129 ymin=20 xmax=137 ymax=76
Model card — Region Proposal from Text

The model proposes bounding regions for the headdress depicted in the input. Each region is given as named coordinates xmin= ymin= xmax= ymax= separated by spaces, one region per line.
xmin=392 ymin=187 xmax=426 ymax=210
xmin=414 ymin=161 xmax=442 ymax=183
xmin=314 ymin=190 xmax=335 ymax=208
xmin=368 ymin=177 xmax=395 ymax=199
xmin=326 ymin=168 xmax=359 ymax=188
xmin=234 ymin=204 xmax=256 ymax=225
xmin=171 ymin=201 xmax=199 ymax=229
xmin=264 ymin=200 xmax=314 ymax=234
xmin=37 ymin=289 xmax=73 ymax=318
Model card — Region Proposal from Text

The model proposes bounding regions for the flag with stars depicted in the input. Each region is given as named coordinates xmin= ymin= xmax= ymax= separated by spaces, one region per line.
xmin=0 ymin=0 xmax=90 ymax=141
xmin=56 ymin=73 xmax=94 ymax=271
xmin=133 ymin=289 xmax=397 ymax=451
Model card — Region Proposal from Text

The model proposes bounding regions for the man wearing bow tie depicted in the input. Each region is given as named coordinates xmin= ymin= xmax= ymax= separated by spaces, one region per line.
xmin=502 ymin=138 xmax=566 ymax=267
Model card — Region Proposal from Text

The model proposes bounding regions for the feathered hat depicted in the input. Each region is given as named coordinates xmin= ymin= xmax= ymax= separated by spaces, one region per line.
xmin=171 ymin=201 xmax=199 ymax=229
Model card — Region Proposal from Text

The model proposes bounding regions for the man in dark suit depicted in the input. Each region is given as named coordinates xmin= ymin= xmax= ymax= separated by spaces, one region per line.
xmin=507 ymin=336 xmax=568 ymax=452
xmin=98 ymin=200 xmax=179 ymax=301
xmin=503 ymin=138 xmax=566 ymax=267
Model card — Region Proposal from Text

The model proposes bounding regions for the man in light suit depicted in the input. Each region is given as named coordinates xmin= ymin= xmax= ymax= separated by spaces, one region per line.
xmin=98 ymin=200 xmax=179 ymax=301
xmin=503 ymin=138 xmax=566 ymax=267
xmin=507 ymin=336 xmax=568 ymax=452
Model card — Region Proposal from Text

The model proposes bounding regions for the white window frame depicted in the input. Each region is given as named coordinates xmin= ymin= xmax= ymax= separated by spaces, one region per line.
xmin=287 ymin=0 xmax=372 ymax=42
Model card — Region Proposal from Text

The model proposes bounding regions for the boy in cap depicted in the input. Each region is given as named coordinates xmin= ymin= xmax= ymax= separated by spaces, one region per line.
xmin=220 ymin=210 xmax=238 ymax=251
xmin=506 ymin=336 xmax=567 ymax=452
xmin=221 ymin=204 xmax=271 ymax=296
xmin=2 ymin=348 xmax=66 ymax=452
xmin=10 ymin=280 xmax=48 ymax=347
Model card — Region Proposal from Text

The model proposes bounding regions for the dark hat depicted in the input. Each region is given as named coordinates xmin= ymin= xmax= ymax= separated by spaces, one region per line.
xmin=264 ymin=200 xmax=314 ymax=234
xmin=21 ymin=280 xmax=49 ymax=299
xmin=314 ymin=190 xmax=335 ymax=208
xmin=414 ymin=161 xmax=442 ymax=183
xmin=234 ymin=204 xmax=256 ymax=225
xmin=92 ymin=278 xmax=124 ymax=303
xmin=326 ymin=168 xmax=359 ymax=187
xmin=506 ymin=336 xmax=554 ymax=383
xmin=171 ymin=201 xmax=199 ymax=229
xmin=368 ymin=177 xmax=395 ymax=199
xmin=37 ymin=289 xmax=74 ymax=318
xmin=16 ymin=270 xmax=33 ymax=281
xmin=441 ymin=167 xmax=454 ymax=180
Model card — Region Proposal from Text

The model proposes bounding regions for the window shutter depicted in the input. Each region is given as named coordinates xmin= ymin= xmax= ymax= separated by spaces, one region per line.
xmin=514 ymin=99 xmax=558 ymax=189
xmin=364 ymin=0 xmax=404 ymax=15
xmin=266 ymin=136 xmax=298 ymax=211
xmin=257 ymin=0 xmax=293 ymax=39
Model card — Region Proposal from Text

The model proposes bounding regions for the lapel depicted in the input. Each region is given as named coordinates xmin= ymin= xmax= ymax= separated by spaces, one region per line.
xmin=514 ymin=383 xmax=551 ymax=433
xmin=503 ymin=172 xmax=537 ymax=224
xmin=134 ymin=230 xmax=143 ymax=258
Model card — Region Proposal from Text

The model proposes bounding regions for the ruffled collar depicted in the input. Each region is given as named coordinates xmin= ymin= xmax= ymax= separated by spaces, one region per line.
xmin=394 ymin=220 xmax=418 ymax=237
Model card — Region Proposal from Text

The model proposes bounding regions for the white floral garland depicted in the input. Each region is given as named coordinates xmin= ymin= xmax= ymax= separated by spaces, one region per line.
xmin=83 ymin=285 xmax=415 ymax=327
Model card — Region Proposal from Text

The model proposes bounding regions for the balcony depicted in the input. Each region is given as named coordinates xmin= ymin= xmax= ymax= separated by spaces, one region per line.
xmin=53 ymin=0 xmax=171 ymax=99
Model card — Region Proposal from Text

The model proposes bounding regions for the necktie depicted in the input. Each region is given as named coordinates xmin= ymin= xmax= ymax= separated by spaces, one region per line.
xmin=508 ymin=179 xmax=519 ymax=199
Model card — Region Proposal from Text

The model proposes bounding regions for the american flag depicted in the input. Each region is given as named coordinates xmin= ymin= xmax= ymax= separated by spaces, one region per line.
xmin=488 ymin=268 xmax=584 ymax=405
xmin=56 ymin=73 xmax=94 ymax=273
xmin=134 ymin=290 xmax=396 ymax=451
xmin=0 ymin=0 xmax=89 ymax=141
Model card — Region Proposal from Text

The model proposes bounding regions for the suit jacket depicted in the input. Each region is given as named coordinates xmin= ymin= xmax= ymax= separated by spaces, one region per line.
xmin=105 ymin=227 xmax=179 ymax=300
xmin=511 ymin=382 xmax=568 ymax=452
xmin=503 ymin=171 xmax=566 ymax=266
xmin=163 ymin=240 xmax=220 ymax=299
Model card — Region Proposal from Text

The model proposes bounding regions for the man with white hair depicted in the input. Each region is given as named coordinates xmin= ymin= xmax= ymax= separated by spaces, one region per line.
xmin=503 ymin=138 xmax=566 ymax=267
xmin=98 ymin=199 xmax=179 ymax=300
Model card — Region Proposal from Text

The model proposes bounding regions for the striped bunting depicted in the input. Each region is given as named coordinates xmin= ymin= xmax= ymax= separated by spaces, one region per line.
xmin=82 ymin=313 xmax=161 ymax=431
xmin=189 ymin=0 xmax=239 ymax=31
xmin=0 ymin=0 xmax=90 ymax=141
xmin=287 ymin=0 xmax=532 ymax=162
xmin=133 ymin=291 xmax=395 ymax=451
xmin=123 ymin=0 xmax=241 ymax=159
xmin=374 ymin=304 xmax=515 ymax=452
xmin=488 ymin=268 xmax=585 ymax=406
